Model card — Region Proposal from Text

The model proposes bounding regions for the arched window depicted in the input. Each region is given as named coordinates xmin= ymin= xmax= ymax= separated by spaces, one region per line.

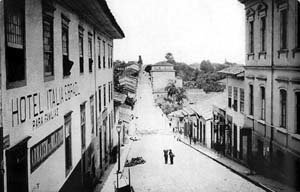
xmin=280 ymin=89 xmax=287 ymax=128
xmin=296 ymin=92 xmax=300 ymax=134
xmin=260 ymin=87 xmax=266 ymax=120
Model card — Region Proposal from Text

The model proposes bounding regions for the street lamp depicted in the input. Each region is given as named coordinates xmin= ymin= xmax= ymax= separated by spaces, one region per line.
xmin=116 ymin=123 xmax=122 ymax=174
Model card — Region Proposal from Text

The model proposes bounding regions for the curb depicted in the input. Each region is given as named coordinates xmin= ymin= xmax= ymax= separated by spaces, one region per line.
xmin=180 ymin=140 xmax=275 ymax=192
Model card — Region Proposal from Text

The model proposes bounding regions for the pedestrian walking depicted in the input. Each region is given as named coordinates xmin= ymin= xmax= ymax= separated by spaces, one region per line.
xmin=163 ymin=149 xmax=168 ymax=164
xmin=169 ymin=150 xmax=175 ymax=164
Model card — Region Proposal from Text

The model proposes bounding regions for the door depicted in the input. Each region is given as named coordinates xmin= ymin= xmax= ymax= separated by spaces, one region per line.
xmin=233 ymin=125 xmax=237 ymax=158
xmin=6 ymin=139 xmax=29 ymax=192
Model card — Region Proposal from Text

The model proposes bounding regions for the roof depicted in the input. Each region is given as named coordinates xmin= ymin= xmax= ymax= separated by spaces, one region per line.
xmin=114 ymin=92 xmax=127 ymax=104
xmin=182 ymin=106 xmax=196 ymax=116
xmin=190 ymin=93 xmax=226 ymax=120
xmin=59 ymin=0 xmax=125 ymax=39
xmin=218 ymin=66 xmax=244 ymax=76
xmin=153 ymin=61 xmax=174 ymax=66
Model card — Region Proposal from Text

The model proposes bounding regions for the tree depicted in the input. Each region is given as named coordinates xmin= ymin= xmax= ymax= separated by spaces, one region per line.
xmin=165 ymin=82 xmax=178 ymax=98
xmin=165 ymin=52 xmax=176 ymax=64
xmin=144 ymin=65 xmax=152 ymax=73
xmin=200 ymin=60 xmax=214 ymax=73
xmin=174 ymin=87 xmax=187 ymax=105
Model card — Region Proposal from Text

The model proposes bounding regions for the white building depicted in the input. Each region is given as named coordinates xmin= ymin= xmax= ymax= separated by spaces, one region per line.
xmin=0 ymin=0 xmax=124 ymax=192
xmin=150 ymin=61 xmax=182 ymax=98
xmin=219 ymin=66 xmax=246 ymax=161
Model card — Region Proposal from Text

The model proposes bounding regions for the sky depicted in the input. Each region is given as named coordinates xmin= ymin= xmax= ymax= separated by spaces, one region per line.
xmin=107 ymin=0 xmax=246 ymax=65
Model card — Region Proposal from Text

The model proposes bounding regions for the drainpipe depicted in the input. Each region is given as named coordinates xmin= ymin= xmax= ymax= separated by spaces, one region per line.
xmin=270 ymin=0 xmax=274 ymax=161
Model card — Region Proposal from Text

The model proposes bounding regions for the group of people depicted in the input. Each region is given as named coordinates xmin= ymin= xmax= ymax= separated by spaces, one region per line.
xmin=163 ymin=149 xmax=175 ymax=164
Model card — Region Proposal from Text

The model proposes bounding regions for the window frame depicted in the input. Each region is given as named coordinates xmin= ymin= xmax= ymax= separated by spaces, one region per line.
xmin=4 ymin=0 xmax=26 ymax=89
xmin=260 ymin=86 xmax=266 ymax=120
xmin=296 ymin=92 xmax=300 ymax=134
xmin=279 ymin=9 xmax=288 ymax=50
xmin=80 ymin=103 xmax=86 ymax=150
xmin=280 ymin=89 xmax=287 ymax=128
xmin=88 ymin=32 xmax=93 ymax=73
xmin=98 ymin=38 xmax=101 ymax=69
xmin=61 ymin=14 xmax=71 ymax=77
xmin=260 ymin=16 xmax=266 ymax=52
xmin=102 ymin=40 xmax=106 ymax=68
xmin=103 ymin=84 xmax=107 ymax=107
xmin=64 ymin=112 xmax=73 ymax=176
xmin=233 ymin=87 xmax=238 ymax=112
xmin=78 ymin=26 xmax=84 ymax=74
xmin=42 ymin=4 xmax=55 ymax=81
xmin=240 ymin=88 xmax=245 ymax=113
xmin=249 ymin=84 xmax=254 ymax=116
xmin=228 ymin=86 xmax=232 ymax=108
xmin=98 ymin=86 xmax=102 ymax=113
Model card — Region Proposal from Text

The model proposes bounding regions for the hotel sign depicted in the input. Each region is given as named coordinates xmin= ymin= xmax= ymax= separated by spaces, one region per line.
xmin=30 ymin=127 xmax=63 ymax=172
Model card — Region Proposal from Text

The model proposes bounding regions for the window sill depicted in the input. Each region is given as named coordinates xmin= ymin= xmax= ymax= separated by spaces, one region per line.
xmin=44 ymin=75 xmax=54 ymax=82
xmin=247 ymin=115 xmax=254 ymax=120
xmin=258 ymin=51 xmax=267 ymax=59
xmin=247 ymin=53 xmax=255 ymax=60
xmin=257 ymin=119 xmax=266 ymax=125
xmin=277 ymin=49 xmax=289 ymax=58
xmin=7 ymin=80 xmax=26 ymax=89
xmin=276 ymin=127 xmax=287 ymax=134
xmin=291 ymin=134 xmax=300 ymax=141
xmin=292 ymin=47 xmax=300 ymax=57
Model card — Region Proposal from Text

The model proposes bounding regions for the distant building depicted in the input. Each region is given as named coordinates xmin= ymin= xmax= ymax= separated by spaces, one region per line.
xmin=0 ymin=0 xmax=124 ymax=192
xmin=151 ymin=61 xmax=182 ymax=98
xmin=238 ymin=0 xmax=300 ymax=188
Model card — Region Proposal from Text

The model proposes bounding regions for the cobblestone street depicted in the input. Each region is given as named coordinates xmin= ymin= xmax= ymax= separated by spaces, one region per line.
xmin=118 ymin=73 xmax=266 ymax=192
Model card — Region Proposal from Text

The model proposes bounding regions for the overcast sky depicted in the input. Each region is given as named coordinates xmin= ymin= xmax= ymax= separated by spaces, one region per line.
xmin=107 ymin=0 xmax=245 ymax=65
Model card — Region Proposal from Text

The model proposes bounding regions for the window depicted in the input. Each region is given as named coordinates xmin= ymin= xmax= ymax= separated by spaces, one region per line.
xmin=240 ymin=88 xmax=244 ymax=113
xmin=249 ymin=85 xmax=254 ymax=115
xmin=280 ymin=9 xmax=288 ymax=50
xmin=98 ymin=86 xmax=102 ymax=112
xmin=233 ymin=87 xmax=238 ymax=111
xmin=280 ymin=89 xmax=287 ymax=128
xmin=110 ymin=46 xmax=113 ymax=68
xmin=249 ymin=21 xmax=254 ymax=53
xmin=90 ymin=96 xmax=95 ymax=135
xmin=62 ymin=15 xmax=73 ymax=76
xmin=296 ymin=92 xmax=300 ymax=134
xmin=88 ymin=33 xmax=93 ymax=73
xmin=228 ymin=86 xmax=232 ymax=108
xmin=297 ymin=2 xmax=300 ymax=48
xmin=43 ymin=3 xmax=54 ymax=80
xmin=260 ymin=16 xmax=266 ymax=52
xmin=108 ymin=45 xmax=110 ymax=69
xmin=103 ymin=41 xmax=106 ymax=68
xmin=5 ymin=0 xmax=26 ymax=87
xmin=64 ymin=112 xmax=72 ymax=175
xmin=108 ymin=82 xmax=111 ymax=103
xmin=261 ymin=87 xmax=266 ymax=120
xmin=80 ymin=103 xmax=86 ymax=149
xmin=78 ymin=26 xmax=84 ymax=73
xmin=98 ymin=39 xmax=101 ymax=69
xmin=104 ymin=84 xmax=106 ymax=107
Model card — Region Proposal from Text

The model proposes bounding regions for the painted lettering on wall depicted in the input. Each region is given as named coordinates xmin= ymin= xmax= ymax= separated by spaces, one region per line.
xmin=11 ymin=82 xmax=80 ymax=129
xmin=30 ymin=127 xmax=64 ymax=172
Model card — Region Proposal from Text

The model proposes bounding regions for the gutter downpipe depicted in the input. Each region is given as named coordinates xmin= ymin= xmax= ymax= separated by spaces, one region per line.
xmin=270 ymin=0 xmax=274 ymax=161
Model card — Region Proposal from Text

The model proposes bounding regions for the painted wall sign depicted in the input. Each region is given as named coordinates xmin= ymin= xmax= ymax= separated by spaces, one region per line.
xmin=30 ymin=127 xmax=63 ymax=173
xmin=10 ymin=82 xmax=80 ymax=129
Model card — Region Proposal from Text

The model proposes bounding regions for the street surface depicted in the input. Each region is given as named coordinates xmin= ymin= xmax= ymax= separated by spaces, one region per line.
xmin=122 ymin=72 xmax=265 ymax=192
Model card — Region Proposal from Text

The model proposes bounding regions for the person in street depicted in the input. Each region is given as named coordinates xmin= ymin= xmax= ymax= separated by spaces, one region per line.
xmin=163 ymin=149 xmax=169 ymax=164
xmin=169 ymin=149 xmax=175 ymax=164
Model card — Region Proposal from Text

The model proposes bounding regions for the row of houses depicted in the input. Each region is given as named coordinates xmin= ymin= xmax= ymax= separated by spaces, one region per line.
xmin=113 ymin=58 xmax=142 ymax=146
xmin=170 ymin=0 xmax=300 ymax=189
xmin=0 ymin=0 xmax=125 ymax=192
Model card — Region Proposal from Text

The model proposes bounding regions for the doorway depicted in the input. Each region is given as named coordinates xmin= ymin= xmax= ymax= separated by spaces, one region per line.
xmin=6 ymin=139 xmax=29 ymax=192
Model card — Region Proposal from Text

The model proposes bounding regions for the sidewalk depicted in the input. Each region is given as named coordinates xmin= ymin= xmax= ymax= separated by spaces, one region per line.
xmin=179 ymin=136 xmax=299 ymax=192
xmin=93 ymin=139 xmax=133 ymax=192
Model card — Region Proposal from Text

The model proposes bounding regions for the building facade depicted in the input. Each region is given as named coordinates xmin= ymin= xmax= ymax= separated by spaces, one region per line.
xmin=239 ymin=0 xmax=300 ymax=188
xmin=0 ymin=0 xmax=124 ymax=192
xmin=151 ymin=61 xmax=182 ymax=99
xmin=218 ymin=67 xmax=247 ymax=162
